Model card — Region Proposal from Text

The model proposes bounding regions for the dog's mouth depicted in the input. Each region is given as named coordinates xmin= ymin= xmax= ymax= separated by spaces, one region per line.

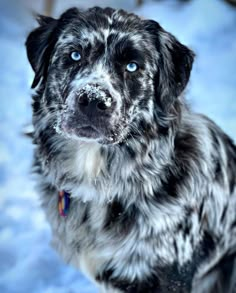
xmin=57 ymin=117 xmax=123 ymax=144
xmin=56 ymin=106 xmax=130 ymax=145
xmin=60 ymin=120 xmax=102 ymax=140
xmin=73 ymin=125 xmax=101 ymax=139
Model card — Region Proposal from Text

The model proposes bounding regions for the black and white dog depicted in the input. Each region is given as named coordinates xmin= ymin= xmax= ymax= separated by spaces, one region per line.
xmin=26 ymin=7 xmax=236 ymax=293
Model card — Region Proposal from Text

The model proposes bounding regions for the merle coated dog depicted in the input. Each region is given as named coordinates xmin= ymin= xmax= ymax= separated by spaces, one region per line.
xmin=25 ymin=7 xmax=236 ymax=293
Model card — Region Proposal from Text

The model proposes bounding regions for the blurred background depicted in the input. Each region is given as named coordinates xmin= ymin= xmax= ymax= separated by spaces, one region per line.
xmin=0 ymin=0 xmax=235 ymax=292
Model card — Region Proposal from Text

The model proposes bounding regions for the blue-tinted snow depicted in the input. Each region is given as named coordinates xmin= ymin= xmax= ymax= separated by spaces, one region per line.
xmin=0 ymin=0 xmax=235 ymax=292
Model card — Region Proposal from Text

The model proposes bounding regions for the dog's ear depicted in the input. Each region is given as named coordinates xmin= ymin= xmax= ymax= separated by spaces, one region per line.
xmin=25 ymin=15 xmax=58 ymax=88
xmin=144 ymin=20 xmax=194 ymax=109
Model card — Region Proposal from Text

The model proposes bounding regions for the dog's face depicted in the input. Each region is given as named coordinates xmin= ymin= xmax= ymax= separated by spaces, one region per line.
xmin=26 ymin=7 xmax=194 ymax=144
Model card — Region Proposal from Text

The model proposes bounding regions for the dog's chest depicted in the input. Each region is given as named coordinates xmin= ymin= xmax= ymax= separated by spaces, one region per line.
xmin=49 ymin=193 xmax=205 ymax=288
xmin=43 ymin=141 xmax=210 ymax=290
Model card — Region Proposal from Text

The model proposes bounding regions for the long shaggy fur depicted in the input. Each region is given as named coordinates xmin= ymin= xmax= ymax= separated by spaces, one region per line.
xmin=25 ymin=7 xmax=236 ymax=292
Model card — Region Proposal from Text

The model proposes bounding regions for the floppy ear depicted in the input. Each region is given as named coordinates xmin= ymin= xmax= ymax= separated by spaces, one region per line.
xmin=144 ymin=20 xmax=194 ymax=109
xmin=25 ymin=15 xmax=58 ymax=88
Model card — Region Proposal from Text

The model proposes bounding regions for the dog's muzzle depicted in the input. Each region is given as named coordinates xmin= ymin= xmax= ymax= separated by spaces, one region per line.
xmin=60 ymin=84 xmax=117 ymax=142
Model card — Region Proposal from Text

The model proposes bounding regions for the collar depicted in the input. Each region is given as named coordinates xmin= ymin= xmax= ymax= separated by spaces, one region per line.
xmin=58 ymin=190 xmax=71 ymax=217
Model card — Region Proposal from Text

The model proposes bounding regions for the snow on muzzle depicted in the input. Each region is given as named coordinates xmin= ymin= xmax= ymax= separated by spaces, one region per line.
xmin=59 ymin=84 xmax=118 ymax=142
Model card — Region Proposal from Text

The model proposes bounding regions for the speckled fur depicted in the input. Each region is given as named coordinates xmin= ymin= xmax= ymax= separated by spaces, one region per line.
xmin=26 ymin=7 xmax=236 ymax=293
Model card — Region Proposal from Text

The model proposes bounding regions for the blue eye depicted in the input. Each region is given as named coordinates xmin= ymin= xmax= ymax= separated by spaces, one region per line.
xmin=126 ymin=62 xmax=139 ymax=72
xmin=71 ymin=51 xmax=81 ymax=61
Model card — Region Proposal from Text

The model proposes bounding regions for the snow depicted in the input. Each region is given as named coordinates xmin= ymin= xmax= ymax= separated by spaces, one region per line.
xmin=78 ymin=85 xmax=113 ymax=107
xmin=0 ymin=0 xmax=235 ymax=292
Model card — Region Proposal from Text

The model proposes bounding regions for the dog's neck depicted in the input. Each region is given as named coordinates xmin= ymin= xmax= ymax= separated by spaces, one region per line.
xmin=51 ymin=129 xmax=174 ymax=204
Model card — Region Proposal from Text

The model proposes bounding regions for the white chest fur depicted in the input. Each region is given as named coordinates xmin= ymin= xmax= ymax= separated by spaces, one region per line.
xmin=73 ymin=141 xmax=105 ymax=179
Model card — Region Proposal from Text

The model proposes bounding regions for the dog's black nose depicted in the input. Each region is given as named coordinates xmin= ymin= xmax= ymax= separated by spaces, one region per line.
xmin=78 ymin=92 xmax=115 ymax=116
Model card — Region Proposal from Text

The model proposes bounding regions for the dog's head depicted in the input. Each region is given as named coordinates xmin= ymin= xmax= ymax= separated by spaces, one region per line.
xmin=26 ymin=7 xmax=194 ymax=144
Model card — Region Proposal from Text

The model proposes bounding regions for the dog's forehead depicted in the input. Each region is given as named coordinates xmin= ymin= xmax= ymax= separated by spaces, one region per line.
xmin=57 ymin=30 xmax=144 ymax=48
xmin=57 ymin=10 xmax=146 ymax=48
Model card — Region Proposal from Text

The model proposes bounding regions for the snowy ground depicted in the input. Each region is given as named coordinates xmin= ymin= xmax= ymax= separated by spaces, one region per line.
xmin=0 ymin=0 xmax=235 ymax=292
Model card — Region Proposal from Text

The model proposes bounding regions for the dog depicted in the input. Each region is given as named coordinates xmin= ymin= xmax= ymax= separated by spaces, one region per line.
xmin=25 ymin=7 xmax=236 ymax=293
